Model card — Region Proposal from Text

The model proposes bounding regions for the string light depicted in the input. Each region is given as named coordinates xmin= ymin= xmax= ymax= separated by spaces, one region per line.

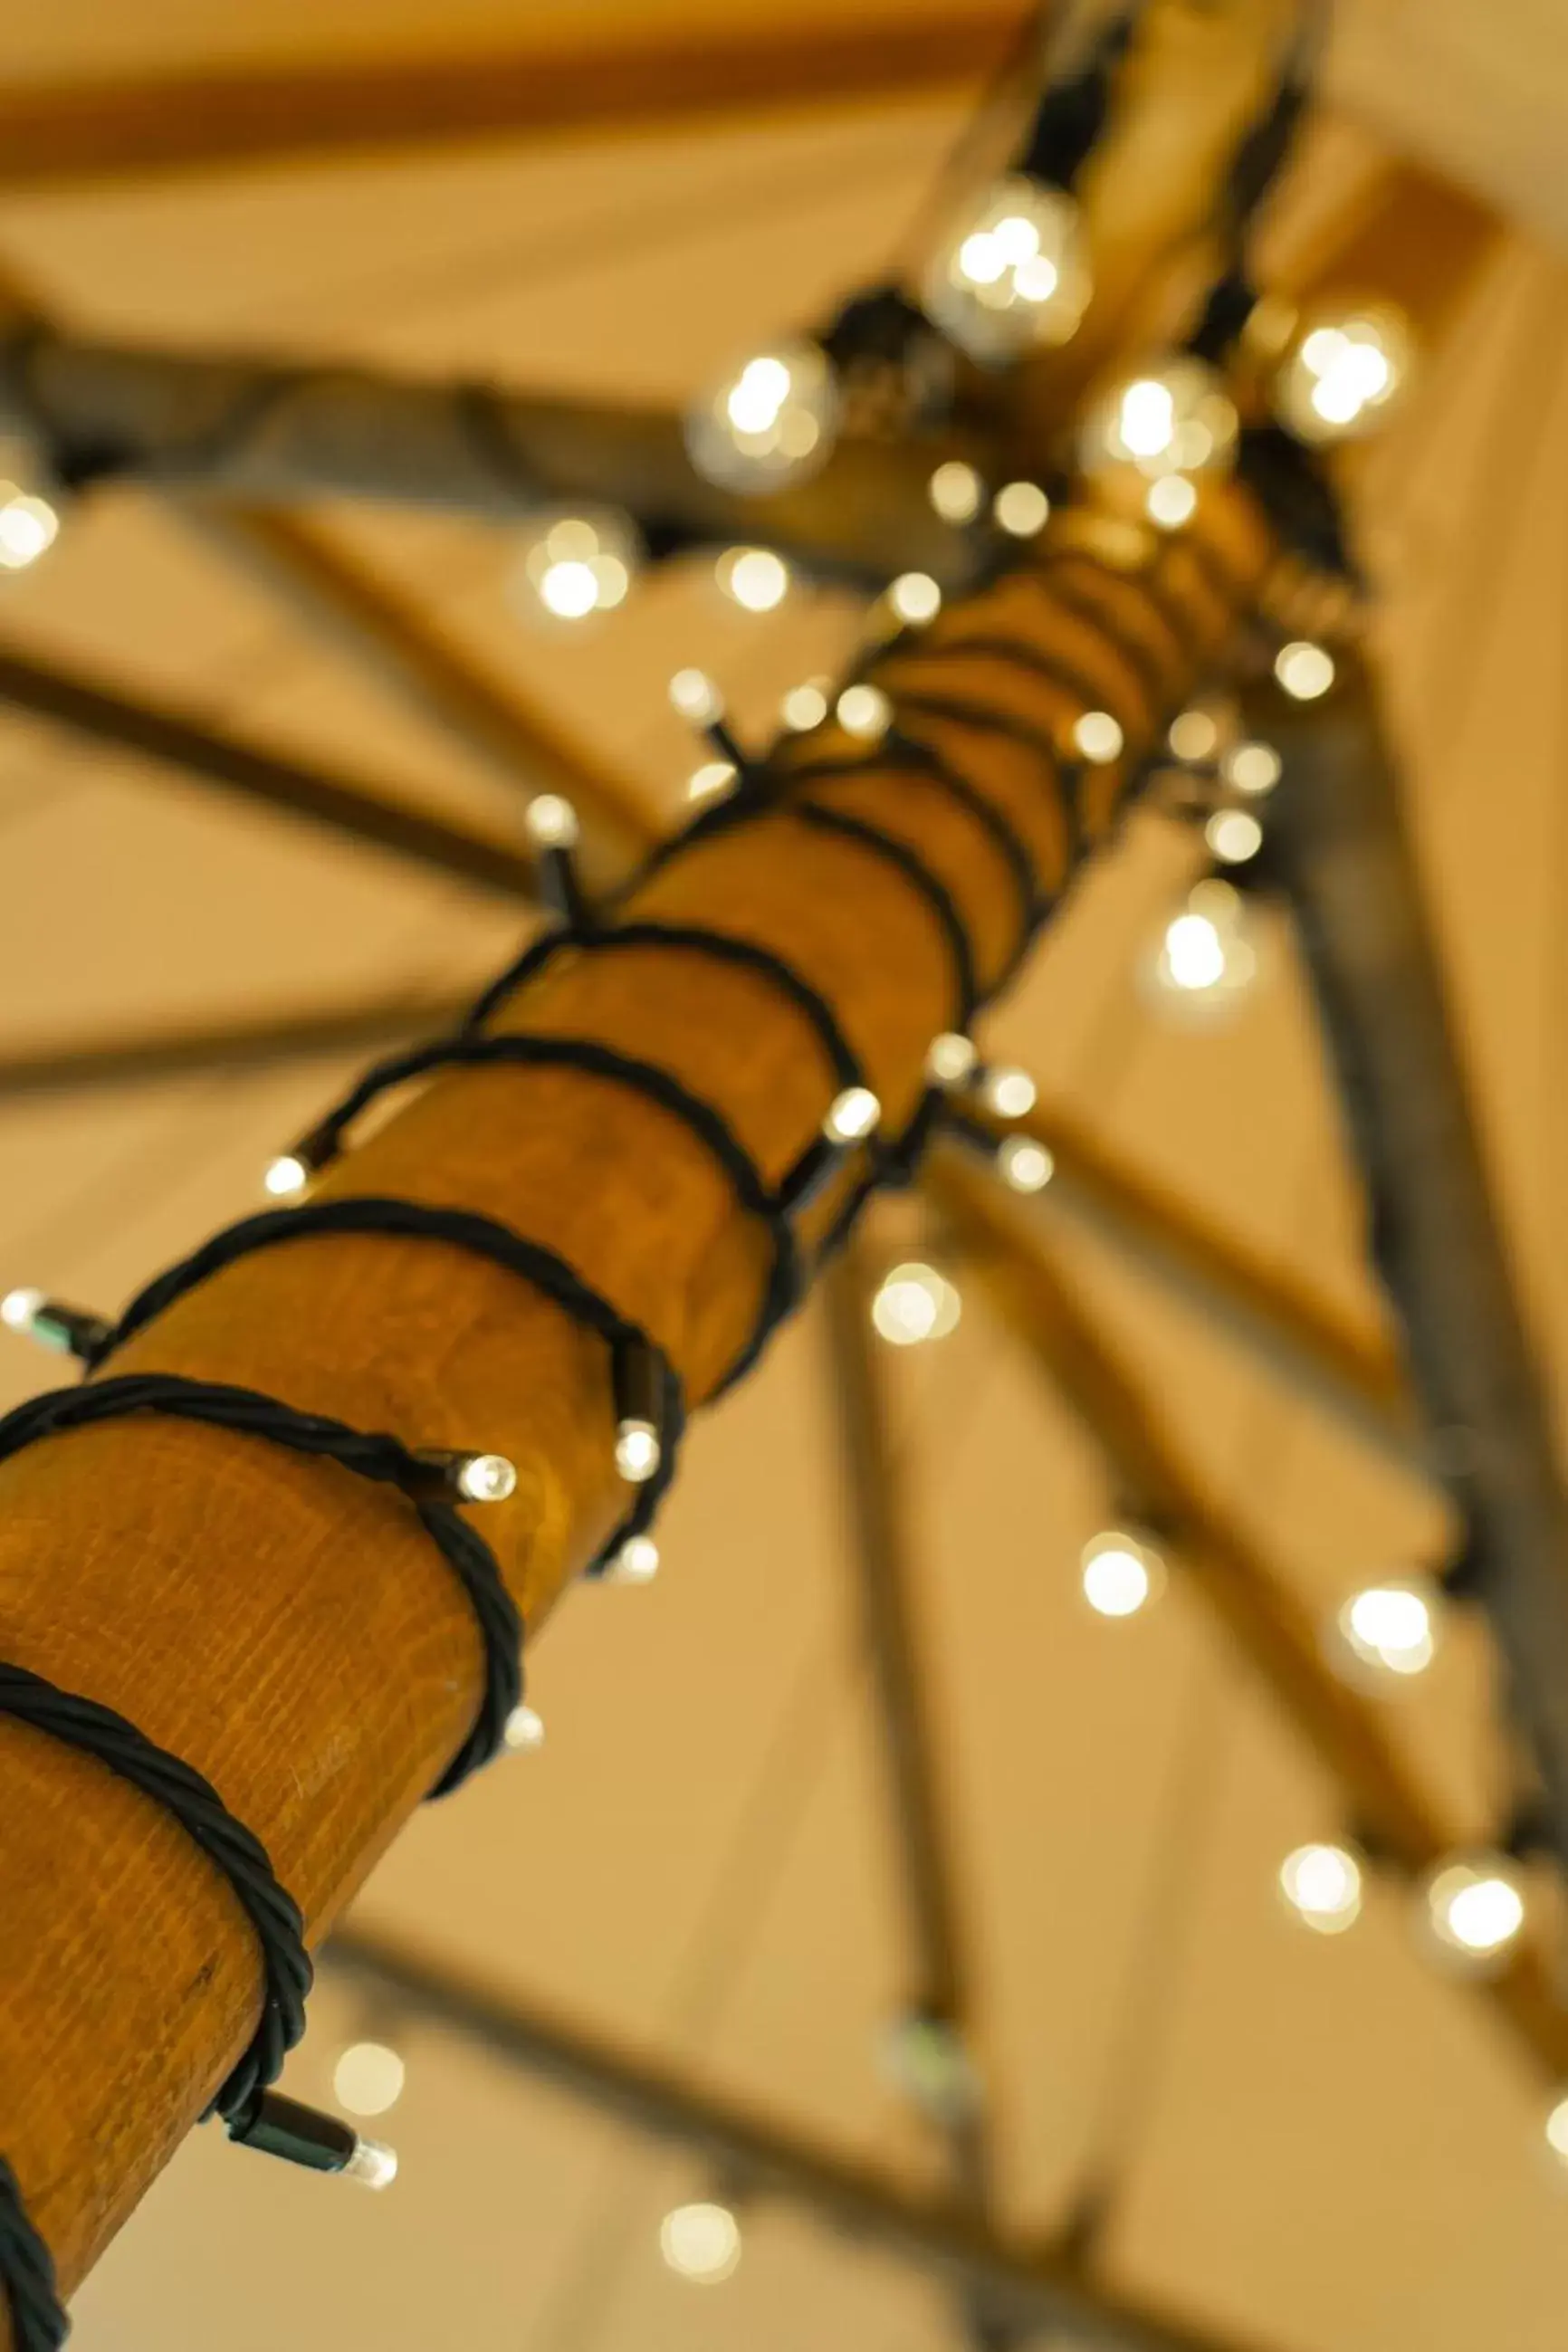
xmin=1275 ymin=641 xmax=1335 ymax=701
xmin=1279 ymin=1842 xmax=1363 ymax=1936
xmin=502 ymin=1704 xmax=545 ymax=1754
xmin=1422 ymin=1854 xmax=1527 ymax=1972
xmin=827 ymin=1085 xmax=881 ymax=1142
xmin=837 ymin=684 xmax=892 ymax=741
xmin=1168 ymin=709 xmax=1219 ymax=763
xmin=607 ymin=1535 xmax=660 ymax=1584
xmin=871 ymin=1262 xmax=961 ymax=1347
xmin=999 ymin=1136 xmax=1053 ymax=1192
xmin=685 ymin=341 xmax=839 ymax=494
xmin=0 ymin=483 xmax=59 ymax=572
xmin=928 ymin=461 xmax=984 ymax=524
xmin=888 ymin=571 xmax=942 ymax=626
xmin=1073 ymin=710 xmax=1123 ymax=765
xmin=1152 ymin=879 xmax=1256 ymax=1009
xmin=1082 ymin=358 xmax=1238 ymax=482
xmin=992 ymin=480 xmax=1050 ymax=539
xmin=0 ymin=1287 xmax=44 ymax=1334
xmin=1276 ymin=308 xmax=1411 ymax=445
xmin=687 ymin=760 xmax=737 ymax=804
xmin=511 ymin=509 xmax=639 ymax=623
xmin=1146 ymin=473 xmax=1198 ymax=531
xmin=980 ymin=1066 xmax=1037 ymax=1118
xmin=922 ymin=175 xmax=1089 ymax=360
xmin=524 ymin=794 xmax=579 ymax=848
xmin=1223 ymin=741 xmax=1282 ymax=796
xmin=453 ymin=1453 xmax=517 ymax=1504
xmin=1 ymin=1288 xmax=113 ymax=1357
xmin=925 ymin=1031 xmax=979 ymax=1087
xmin=1334 ymin=1576 xmax=1444 ymax=1682
xmin=780 ymin=681 xmax=829 ymax=731
xmin=1205 ymin=808 xmax=1263 ymax=865
xmin=660 ymin=2200 xmax=741 ymax=2283
xmin=669 ymin=667 xmax=723 ymax=724
xmin=614 ymin=1422 xmax=660 ymax=1483
xmin=715 ymin=546 xmax=790 ymax=613
xmin=1081 ymin=1528 xmax=1166 ymax=1619
xmin=263 ymin=1152 xmax=310 ymax=1200
xmin=1545 ymin=2095 xmax=1568 ymax=2167
xmin=332 ymin=2041 xmax=406 ymax=2118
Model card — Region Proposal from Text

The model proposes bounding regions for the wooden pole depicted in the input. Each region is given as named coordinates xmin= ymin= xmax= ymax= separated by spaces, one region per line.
xmin=0 ymin=483 xmax=1267 ymax=2328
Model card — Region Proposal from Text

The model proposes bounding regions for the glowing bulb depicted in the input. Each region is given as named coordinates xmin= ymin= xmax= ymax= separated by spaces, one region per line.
xmin=687 ymin=760 xmax=737 ymax=803
xmin=1275 ymin=641 xmax=1334 ymax=701
xmin=670 ymin=667 xmax=722 ymax=724
xmin=1424 ymin=1855 xmax=1526 ymax=1970
xmin=610 ymin=1535 xmax=660 ymax=1583
xmin=1335 ymin=1577 xmax=1442 ymax=1680
xmin=717 ymin=546 xmax=790 ymax=613
xmin=837 ymin=683 xmax=892 ymax=741
xmin=333 ymin=2041 xmax=406 ymax=2118
xmin=1279 ymin=1843 xmax=1363 ymax=1935
xmin=1545 ymin=2096 xmax=1568 ymax=2166
xmin=685 ymin=340 xmax=839 ymax=494
xmin=928 ymin=461 xmax=984 ymax=524
xmin=992 ymin=481 xmax=1049 ymax=539
xmin=999 ymin=1137 xmax=1053 ymax=1192
xmin=1153 ymin=882 xmax=1255 ymax=1008
xmin=1083 ymin=358 xmax=1238 ymax=482
xmin=1082 ymin=1529 xmax=1164 ymax=1619
xmin=1 ymin=1286 xmax=43 ymax=1333
xmin=1224 ymin=741 xmax=1282 ymax=796
xmin=1205 ymin=808 xmax=1263 ymax=865
xmin=981 ymin=1066 xmax=1037 ymax=1118
xmin=1146 ymin=473 xmax=1197 ymax=530
xmin=871 ymin=1261 xmax=961 ymax=1346
xmin=524 ymin=793 xmax=579 ymax=847
xmin=0 ymin=488 xmax=58 ymax=572
xmin=455 ymin=1452 xmax=517 ymax=1504
xmin=923 ymin=176 xmax=1089 ymax=360
xmin=1161 ymin=913 xmax=1226 ymax=991
xmin=263 ymin=1152 xmax=310 ymax=1200
xmin=344 ymin=2138 xmax=399 ymax=2191
xmin=1276 ymin=308 xmax=1411 ymax=445
xmin=503 ymin=1704 xmax=545 ymax=1753
xmin=826 ymin=1085 xmax=880 ymax=1143
xmin=780 ymin=682 xmax=829 ymax=731
xmin=512 ymin=508 xmax=640 ymax=625
xmin=925 ymin=1031 xmax=978 ymax=1086
xmin=889 ymin=571 xmax=942 ymax=625
xmin=615 ymin=1420 xmax=661 ymax=1483
xmin=660 ymin=2201 xmax=741 ymax=2283
xmin=1168 ymin=709 xmax=1219 ymax=763
xmin=1073 ymin=710 xmax=1123 ymax=765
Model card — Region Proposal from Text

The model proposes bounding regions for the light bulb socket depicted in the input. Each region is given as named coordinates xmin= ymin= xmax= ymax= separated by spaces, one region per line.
xmin=227 ymin=2091 xmax=396 ymax=2188
xmin=404 ymin=1448 xmax=517 ymax=1506
xmin=267 ymin=1123 xmax=338 ymax=1198
xmin=533 ymin=839 xmax=593 ymax=932
xmin=3 ymin=1293 xmax=112 ymax=1362
xmin=700 ymin=716 xmax=749 ymax=773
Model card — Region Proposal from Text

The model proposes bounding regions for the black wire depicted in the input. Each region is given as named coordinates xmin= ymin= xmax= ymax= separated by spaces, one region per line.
xmin=0 ymin=2156 xmax=65 ymax=2352
xmin=789 ymin=799 xmax=980 ymax=1028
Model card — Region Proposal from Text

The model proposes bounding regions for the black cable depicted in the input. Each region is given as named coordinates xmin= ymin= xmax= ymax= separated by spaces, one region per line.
xmin=0 ymin=2156 xmax=65 ymax=2352
xmin=789 ymin=800 xmax=980 ymax=1028
xmin=89 ymin=1200 xmax=684 ymax=1571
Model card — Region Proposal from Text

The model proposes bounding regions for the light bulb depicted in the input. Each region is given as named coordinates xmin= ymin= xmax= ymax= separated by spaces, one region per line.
xmin=999 ymin=1136 xmax=1053 ymax=1192
xmin=888 ymin=571 xmax=942 ymax=626
xmin=511 ymin=508 xmax=639 ymax=625
xmin=1152 ymin=881 xmax=1256 ymax=1009
xmin=343 ymin=2137 xmax=399 ymax=2192
xmin=454 ymin=1452 xmax=517 ymax=1504
xmin=0 ymin=1286 xmax=43 ymax=1334
xmin=687 ymin=760 xmax=737 ymax=803
xmin=1279 ymin=1843 xmax=1363 ymax=1935
xmin=503 ymin=1704 xmax=545 ymax=1753
xmin=660 ymin=2201 xmax=741 ymax=2283
xmin=825 ymin=1085 xmax=880 ymax=1143
xmin=1423 ymin=1854 xmax=1526 ymax=1972
xmin=837 ymin=683 xmax=892 ymax=741
xmin=927 ymin=461 xmax=984 ymax=524
xmin=524 ymin=793 xmax=579 ymax=847
xmin=1161 ymin=913 xmax=1226 ymax=991
xmin=871 ymin=1261 xmax=961 ymax=1347
xmin=993 ymin=480 xmax=1049 ymax=538
xmin=1082 ymin=357 xmax=1238 ymax=482
xmin=922 ymin=176 xmax=1089 ymax=361
xmin=925 ymin=1031 xmax=978 ymax=1086
xmin=1205 ymin=808 xmax=1263 ymax=865
xmin=685 ymin=339 xmax=839 ymax=495
xmin=263 ymin=1152 xmax=310 ymax=1200
xmin=609 ymin=1535 xmax=660 ymax=1584
xmin=1334 ymin=1576 xmax=1443 ymax=1681
xmin=670 ymin=670 xmax=724 ymax=728
xmin=1081 ymin=1529 xmax=1165 ymax=1619
xmin=0 ymin=485 xmax=58 ymax=572
xmin=716 ymin=546 xmax=790 ymax=613
xmin=780 ymin=681 xmax=829 ymax=731
xmin=333 ymin=2041 xmax=406 ymax=2118
xmin=1223 ymin=741 xmax=1282 ymax=796
xmin=1168 ymin=709 xmax=1219 ymax=763
xmin=615 ymin=1419 xmax=661 ymax=1483
xmin=1276 ymin=308 xmax=1411 ymax=445
xmin=980 ymin=1066 xmax=1037 ymax=1118
xmin=1545 ymin=2095 xmax=1568 ymax=2166
xmin=1146 ymin=473 xmax=1197 ymax=531
xmin=1073 ymin=710 xmax=1123 ymax=765
xmin=1275 ymin=641 xmax=1335 ymax=701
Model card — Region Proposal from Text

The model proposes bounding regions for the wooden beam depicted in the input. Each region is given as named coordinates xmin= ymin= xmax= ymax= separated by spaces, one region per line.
xmin=0 ymin=639 xmax=535 ymax=901
xmin=0 ymin=11 xmax=1028 ymax=190
xmin=325 ymin=1923 xmax=1286 ymax=2352
xmin=925 ymin=1147 xmax=1568 ymax=2080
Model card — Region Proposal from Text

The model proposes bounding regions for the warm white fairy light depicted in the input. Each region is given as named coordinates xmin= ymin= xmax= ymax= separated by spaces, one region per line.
xmin=716 ymin=545 xmax=790 ymax=613
xmin=1083 ymin=358 xmax=1238 ymax=481
xmin=263 ymin=1152 xmax=311 ymax=1200
xmin=333 ymin=2041 xmax=406 ymax=2118
xmin=826 ymin=1085 xmax=881 ymax=1143
xmin=837 ymin=683 xmax=892 ymax=741
xmin=1545 ymin=2095 xmax=1568 ymax=2166
xmin=779 ymin=681 xmax=829 ymax=731
xmin=980 ymin=1066 xmax=1037 ymax=1119
xmin=343 ymin=2139 xmax=399 ymax=2191
xmin=888 ymin=571 xmax=942 ymax=626
xmin=928 ymin=461 xmax=984 ymax=525
xmin=1423 ymin=1855 xmax=1527 ymax=1971
xmin=615 ymin=1420 xmax=661 ymax=1483
xmin=1153 ymin=880 xmax=1256 ymax=1009
xmin=1224 ymin=741 xmax=1282 ymax=796
xmin=1146 ymin=473 xmax=1198 ymax=531
xmin=609 ymin=1535 xmax=660 ymax=1584
xmin=687 ymin=760 xmax=737 ymax=804
xmin=922 ymin=176 xmax=1089 ymax=360
xmin=524 ymin=793 xmax=579 ymax=848
xmin=1334 ymin=1577 xmax=1443 ymax=1681
xmin=999 ymin=1136 xmax=1053 ymax=1192
xmin=685 ymin=341 xmax=839 ymax=493
xmin=1081 ymin=1529 xmax=1165 ymax=1619
xmin=925 ymin=1031 xmax=978 ymax=1086
xmin=0 ymin=486 xmax=59 ymax=573
xmin=1205 ymin=808 xmax=1263 ymax=865
xmin=503 ymin=1704 xmax=545 ymax=1754
xmin=512 ymin=510 xmax=638 ymax=623
xmin=454 ymin=1452 xmax=517 ymax=1504
xmin=871 ymin=1261 xmax=961 ymax=1347
xmin=992 ymin=480 xmax=1049 ymax=539
xmin=1275 ymin=641 xmax=1335 ymax=701
xmin=660 ymin=2201 xmax=741 ymax=2283
xmin=1073 ymin=710 xmax=1123 ymax=765
xmin=669 ymin=667 xmax=722 ymax=724
xmin=1276 ymin=309 xmax=1411 ymax=445
xmin=0 ymin=1286 xmax=44 ymax=1334
xmin=1168 ymin=709 xmax=1219 ymax=763
xmin=1279 ymin=1843 xmax=1363 ymax=1936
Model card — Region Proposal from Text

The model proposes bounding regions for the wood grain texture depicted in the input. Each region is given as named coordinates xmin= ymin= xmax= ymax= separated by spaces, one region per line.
xmin=0 ymin=485 xmax=1267 ymax=2332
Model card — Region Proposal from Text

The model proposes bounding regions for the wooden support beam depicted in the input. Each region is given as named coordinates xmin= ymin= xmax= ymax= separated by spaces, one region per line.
xmin=0 ymin=12 xmax=1028 ymax=191
xmin=325 ymin=1923 xmax=1284 ymax=2352
xmin=0 ymin=639 xmax=535 ymax=901
xmin=925 ymin=1147 xmax=1568 ymax=2080
xmin=0 ymin=466 xmax=1268 ymax=2323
